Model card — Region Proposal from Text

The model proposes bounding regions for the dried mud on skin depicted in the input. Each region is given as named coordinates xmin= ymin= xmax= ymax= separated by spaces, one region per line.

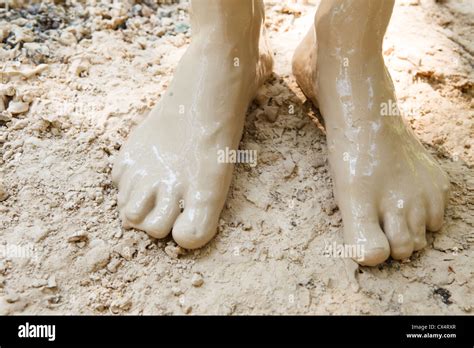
xmin=0 ymin=0 xmax=472 ymax=315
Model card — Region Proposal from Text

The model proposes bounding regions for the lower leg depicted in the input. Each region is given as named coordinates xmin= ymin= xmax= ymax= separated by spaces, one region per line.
xmin=112 ymin=0 xmax=272 ymax=248
xmin=293 ymin=0 xmax=450 ymax=266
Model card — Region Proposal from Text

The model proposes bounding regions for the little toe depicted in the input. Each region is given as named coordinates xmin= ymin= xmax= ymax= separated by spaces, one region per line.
xmin=425 ymin=192 xmax=445 ymax=232
xmin=383 ymin=212 xmax=414 ymax=260
xmin=408 ymin=205 xmax=427 ymax=251
xmin=111 ymin=161 xmax=126 ymax=185
xmin=112 ymin=149 xmax=135 ymax=185
xmin=116 ymin=172 xmax=135 ymax=210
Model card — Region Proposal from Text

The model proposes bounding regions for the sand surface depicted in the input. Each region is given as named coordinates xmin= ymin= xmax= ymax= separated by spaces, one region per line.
xmin=0 ymin=0 xmax=472 ymax=314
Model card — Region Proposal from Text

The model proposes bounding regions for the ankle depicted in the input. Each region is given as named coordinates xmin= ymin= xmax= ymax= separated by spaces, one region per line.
xmin=191 ymin=1 xmax=264 ymax=48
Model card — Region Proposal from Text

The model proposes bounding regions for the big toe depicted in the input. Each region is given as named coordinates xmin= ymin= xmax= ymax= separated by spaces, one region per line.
xmin=344 ymin=220 xmax=390 ymax=267
xmin=172 ymin=205 xmax=220 ymax=249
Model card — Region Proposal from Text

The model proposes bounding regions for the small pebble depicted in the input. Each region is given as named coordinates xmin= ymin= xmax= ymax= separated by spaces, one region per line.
xmin=47 ymin=276 xmax=57 ymax=289
xmin=191 ymin=273 xmax=204 ymax=287
xmin=5 ymin=292 xmax=20 ymax=303
xmin=0 ymin=260 xmax=7 ymax=274
xmin=67 ymin=231 xmax=88 ymax=244
xmin=165 ymin=245 xmax=185 ymax=259
xmin=7 ymin=101 xmax=30 ymax=115
xmin=171 ymin=287 xmax=183 ymax=296
xmin=174 ymin=22 xmax=189 ymax=33
xmin=0 ymin=181 xmax=8 ymax=202
xmin=107 ymin=258 xmax=122 ymax=273
xmin=84 ymin=243 xmax=110 ymax=272
xmin=263 ymin=105 xmax=279 ymax=122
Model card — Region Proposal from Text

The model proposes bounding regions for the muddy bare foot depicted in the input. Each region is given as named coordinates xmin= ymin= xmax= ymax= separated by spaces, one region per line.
xmin=112 ymin=1 xmax=273 ymax=249
xmin=292 ymin=0 xmax=450 ymax=266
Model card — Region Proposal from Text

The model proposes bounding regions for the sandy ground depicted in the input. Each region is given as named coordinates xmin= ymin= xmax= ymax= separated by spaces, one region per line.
xmin=0 ymin=0 xmax=472 ymax=315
